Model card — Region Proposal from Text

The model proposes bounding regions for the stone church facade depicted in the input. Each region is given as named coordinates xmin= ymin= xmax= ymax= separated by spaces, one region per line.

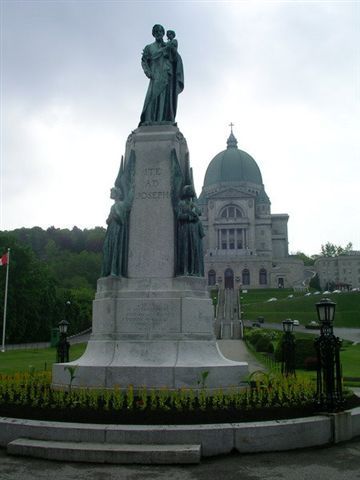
xmin=198 ymin=129 xmax=304 ymax=290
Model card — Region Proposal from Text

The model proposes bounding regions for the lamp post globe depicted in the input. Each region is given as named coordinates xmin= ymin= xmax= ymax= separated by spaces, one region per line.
xmin=316 ymin=297 xmax=336 ymax=325
xmin=57 ymin=318 xmax=70 ymax=363
xmin=282 ymin=318 xmax=294 ymax=334
xmin=58 ymin=319 xmax=69 ymax=335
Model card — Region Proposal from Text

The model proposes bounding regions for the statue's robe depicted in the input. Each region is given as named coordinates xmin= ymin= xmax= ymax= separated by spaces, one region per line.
xmin=140 ymin=41 xmax=184 ymax=125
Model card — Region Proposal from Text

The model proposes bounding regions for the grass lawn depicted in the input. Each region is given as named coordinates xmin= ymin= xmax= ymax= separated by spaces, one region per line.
xmin=341 ymin=343 xmax=360 ymax=378
xmin=1 ymin=339 xmax=359 ymax=387
xmin=242 ymin=289 xmax=360 ymax=328
xmin=0 ymin=343 xmax=87 ymax=375
xmin=245 ymin=328 xmax=360 ymax=386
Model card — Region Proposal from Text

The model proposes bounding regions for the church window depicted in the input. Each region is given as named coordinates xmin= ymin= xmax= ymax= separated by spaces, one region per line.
xmin=218 ymin=228 xmax=247 ymax=250
xmin=242 ymin=268 xmax=250 ymax=285
xmin=229 ymin=229 xmax=235 ymax=249
xmin=237 ymin=229 xmax=243 ymax=249
xmin=221 ymin=229 xmax=227 ymax=249
xmin=259 ymin=268 xmax=267 ymax=285
xmin=208 ymin=270 xmax=216 ymax=286
xmin=220 ymin=205 xmax=243 ymax=219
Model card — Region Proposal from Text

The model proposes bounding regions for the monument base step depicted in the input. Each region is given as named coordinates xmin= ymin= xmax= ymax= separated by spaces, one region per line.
xmin=7 ymin=438 xmax=201 ymax=464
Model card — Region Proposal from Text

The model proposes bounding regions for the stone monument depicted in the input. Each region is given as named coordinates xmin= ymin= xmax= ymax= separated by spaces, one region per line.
xmin=52 ymin=25 xmax=248 ymax=390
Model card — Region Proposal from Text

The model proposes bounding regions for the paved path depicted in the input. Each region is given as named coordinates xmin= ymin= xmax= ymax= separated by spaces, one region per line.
xmin=0 ymin=437 xmax=359 ymax=479
xmin=218 ymin=339 xmax=265 ymax=373
xmin=1 ymin=342 xmax=359 ymax=476
xmin=244 ymin=321 xmax=360 ymax=343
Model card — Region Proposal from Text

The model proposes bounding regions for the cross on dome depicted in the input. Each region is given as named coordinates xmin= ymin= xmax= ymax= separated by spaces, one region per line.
xmin=227 ymin=122 xmax=238 ymax=149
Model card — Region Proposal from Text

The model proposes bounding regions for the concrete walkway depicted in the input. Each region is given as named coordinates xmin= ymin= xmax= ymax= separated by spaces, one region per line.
xmin=243 ymin=320 xmax=360 ymax=344
xmin=217 ymin=339 xmax=265 ymax=373
xmin=1 ymin=437 xmax=360 ymax=480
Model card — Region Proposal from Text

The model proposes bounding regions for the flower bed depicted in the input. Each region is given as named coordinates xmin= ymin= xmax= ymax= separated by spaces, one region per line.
xmin=0 ymin=371 xmax=359 ymax=425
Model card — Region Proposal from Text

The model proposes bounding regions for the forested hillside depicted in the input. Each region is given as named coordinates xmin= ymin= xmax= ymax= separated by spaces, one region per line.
xmin=0 ymin=226 xmax=106 ymax=343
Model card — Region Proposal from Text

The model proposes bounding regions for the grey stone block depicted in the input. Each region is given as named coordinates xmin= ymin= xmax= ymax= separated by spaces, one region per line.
xmin=329 ymin=411 xmax=353 ymax=443
xmin=350 ymin=406 xmax=360 ymax=437
xmin=0 ymin=417 xmax=105 ymax=447
xmin=234 ymin=416 xmax=332 ymax=453
xmin=127 ymin=127 xmax=178 ymax=279
xmin=7 ymin=438 xmax=201 ymax=464
xmin=105 ymin=424 xmax=234 ymax=457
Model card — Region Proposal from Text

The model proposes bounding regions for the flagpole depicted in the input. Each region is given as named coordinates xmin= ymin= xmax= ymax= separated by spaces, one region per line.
xmin=1 ymin=248 xmax=10 ymax=353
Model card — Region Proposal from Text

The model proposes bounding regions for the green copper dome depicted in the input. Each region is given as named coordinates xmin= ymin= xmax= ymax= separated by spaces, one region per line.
xmin=203 ymin=132 xmax=263 ymax=187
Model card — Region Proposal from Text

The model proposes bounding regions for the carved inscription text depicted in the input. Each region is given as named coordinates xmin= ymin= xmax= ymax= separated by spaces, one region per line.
xmin=136 ymin=167 xmax=169 ymax=200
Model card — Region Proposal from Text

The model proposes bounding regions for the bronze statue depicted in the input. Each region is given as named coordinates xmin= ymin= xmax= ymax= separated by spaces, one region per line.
xmin=101 ymin=187 xmax=130 ymax=277
xmin=139 ymin=24 xmax=184 ymax=125
xmin=176 ymin=185 xmax=205 ymax=276
xmin=101 ymin=153 xmax=135 ymax=277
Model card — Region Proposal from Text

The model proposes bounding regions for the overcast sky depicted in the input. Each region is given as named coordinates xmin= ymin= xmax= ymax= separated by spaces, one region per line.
xmin=1 ymin=0 xmax=359 ymax=255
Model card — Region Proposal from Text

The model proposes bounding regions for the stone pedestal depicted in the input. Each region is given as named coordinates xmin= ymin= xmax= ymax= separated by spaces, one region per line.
xmin=52 ymin=126 xmax=248 ymax=389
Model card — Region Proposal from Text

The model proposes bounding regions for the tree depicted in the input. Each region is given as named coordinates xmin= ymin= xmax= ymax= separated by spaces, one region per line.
xmin=321 ymin=242 xmax=353 ymax=257
xmin=292 ymin=251 xmax=315 ymax=266
xmin=0 ymin=234 xmax=61 ymax=343
xmin=309 ymin=273 xmax=321 ymax=290
xmin=0 ymin=227 xmax=104 ymax=342
xmin=57 ymin=287 xmax=93 ymax=335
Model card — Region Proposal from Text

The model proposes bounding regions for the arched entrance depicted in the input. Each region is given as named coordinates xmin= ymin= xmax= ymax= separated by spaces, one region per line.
xmin=224 ymin=268 xmax=234 ymax=289
xmin=259 ymin=268 xmax=267 ymax=285
xmin=242 ymin=268 xmax=250 ymax=286
xmin=208 ymin=269 xmax=216 ymax=286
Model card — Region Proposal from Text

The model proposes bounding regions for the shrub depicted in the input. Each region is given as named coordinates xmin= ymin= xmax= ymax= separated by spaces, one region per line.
xmin=245 ymin=329 xmax=264 ymax=346
xmin=275 ymin=337 xmax=317 ymax=369
xmin=274 ymin=339 xmax=283 ymax=362
xmin=255 ymin=336 xmax=272 ymax=353
xmin=303 ymin=356 xmax=318 ymax=371
xmin=294 ymin=338 xmax=317 ymax=369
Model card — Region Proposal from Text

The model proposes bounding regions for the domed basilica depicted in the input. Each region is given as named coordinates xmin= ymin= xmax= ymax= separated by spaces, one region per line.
xmin=198 ymin=128 xmax=304 ymax=290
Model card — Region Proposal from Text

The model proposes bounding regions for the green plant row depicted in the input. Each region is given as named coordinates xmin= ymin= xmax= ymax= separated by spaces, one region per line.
xmin=0 ymin=371 xmax=317 ymax=413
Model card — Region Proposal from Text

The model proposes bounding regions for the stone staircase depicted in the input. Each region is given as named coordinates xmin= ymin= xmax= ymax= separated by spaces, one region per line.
xmin=215 ymin=288 xmax=243 ymax=339
xmin=7 ymin=438 xmax=201 ymax=464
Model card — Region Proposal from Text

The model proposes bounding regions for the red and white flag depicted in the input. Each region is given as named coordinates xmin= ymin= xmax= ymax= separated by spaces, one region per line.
xmin=0 ymin=253 xmax=8 ymax=266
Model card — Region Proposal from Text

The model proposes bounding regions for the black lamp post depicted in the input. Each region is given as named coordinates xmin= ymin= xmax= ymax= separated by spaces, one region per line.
xmin=314 ymin=298 xmax=343 ymax=411
xmin=281 ymin=319 xmax=296 ymax=376
xmin=212 ymin=294 xmax=218 ymax=318
xmin=57 ymin=304 xmax=70 ymax=363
